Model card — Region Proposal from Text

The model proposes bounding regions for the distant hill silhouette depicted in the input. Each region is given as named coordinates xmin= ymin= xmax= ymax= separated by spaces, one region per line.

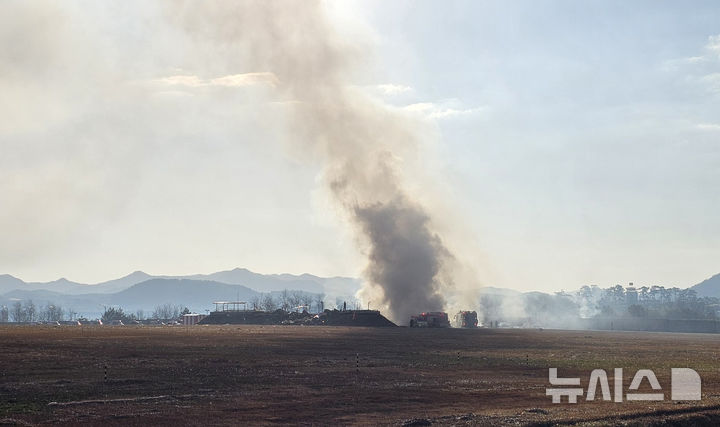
xmin=0 ymin=279 xmax=261 ymax=318
xmin=0 ymin=269 xmax=360 ymax=319
xmin=0 ymin=272 xmax=151 ymax=295
xmin=110 ymin=279 xmax=259 ymax=310
xmin=0 ymin=268 xmax=358 ymax=296
xmin=84 ymin=270 xmax=154 ymax=294
xmin=0 ymin=274 xmax=25 ymax=294
xmin=185 ymin=267 xmax=327 ymax=293
xmin=691 ymin=273 xmax=720 ymax=298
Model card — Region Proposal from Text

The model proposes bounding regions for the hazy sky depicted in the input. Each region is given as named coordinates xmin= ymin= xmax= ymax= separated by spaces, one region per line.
xmin=1 ymin=1 xmax=718 ymax=292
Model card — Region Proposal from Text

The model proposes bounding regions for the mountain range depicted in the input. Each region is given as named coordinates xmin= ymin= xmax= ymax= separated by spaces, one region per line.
xmin=0 ymin=267 xmax=356 ymax=295
xmin=0 ymin=268 xmax=360 ymax=319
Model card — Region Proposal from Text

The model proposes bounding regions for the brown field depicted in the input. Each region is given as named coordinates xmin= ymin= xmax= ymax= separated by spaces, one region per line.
xmin=2 ymin=325 xmax=720 ymax=426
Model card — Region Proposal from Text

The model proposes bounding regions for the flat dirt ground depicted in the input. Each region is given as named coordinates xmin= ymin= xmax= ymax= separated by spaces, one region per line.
xmin=2 ymin=325 xmax=720 ymax=426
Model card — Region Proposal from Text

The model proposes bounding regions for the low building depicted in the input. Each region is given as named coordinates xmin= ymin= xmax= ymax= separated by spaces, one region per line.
xmin=182 ymin=313 xmax=206 ymax=326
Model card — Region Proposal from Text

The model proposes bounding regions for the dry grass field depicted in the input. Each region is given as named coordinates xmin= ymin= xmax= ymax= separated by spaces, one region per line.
xmin=2 ymin=325 xmax=720 ymax=426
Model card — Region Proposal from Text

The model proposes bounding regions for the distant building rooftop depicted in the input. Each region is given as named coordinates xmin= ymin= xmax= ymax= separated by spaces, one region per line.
xmin=212 ymin=301 xmax=247 ymax=312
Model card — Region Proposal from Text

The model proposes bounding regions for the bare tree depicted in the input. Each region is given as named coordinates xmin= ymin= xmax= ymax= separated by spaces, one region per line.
xmin=299 ymin=293 xmax=313 ymax=312
xmin=10 ymin=301 xmax=23 ymax=322
xmin=261 ymin=293 xmax=277 ymax=311
xmin=313 ymin=293 xmax=325 ymax=313
xmin=38 ymin=305 xmax=48 ymax=323
xmin=289 ymin=291 xmax=302 ymax=312
xmin=0 ymin=305 xmax=8 ymax=322
xmin=50 ymin=304 xmax=64 ymax=322
xmin=25 ymin=300 xmax=36 ymax=322
xmin=153 ymin=303 xmax=182 ymax=320
xmin=250 ymin=295 xmax=261 ymax=311
xmin=39 ymin=302 xmax=64 ymax=322
xmin=280 ymin=289 xmax=291 ymax=312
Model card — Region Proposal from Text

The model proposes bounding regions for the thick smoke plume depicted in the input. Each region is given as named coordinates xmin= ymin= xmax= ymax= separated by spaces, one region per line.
xmin=356 ymin=197 xmax=448 ymax=322
xmin=171 ymin=1 xmax=465 ymax=323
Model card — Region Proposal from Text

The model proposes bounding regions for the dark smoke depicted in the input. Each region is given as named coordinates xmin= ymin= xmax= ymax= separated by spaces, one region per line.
xmin=355 ymin=196 xmax=449 ymax=323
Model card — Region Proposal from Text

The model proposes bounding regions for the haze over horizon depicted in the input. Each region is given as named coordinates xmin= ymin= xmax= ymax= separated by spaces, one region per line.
xmin=2 ymin=267 xmax=717 ymax=295
xmin=2 ymin=1 xmax=718 ymax=294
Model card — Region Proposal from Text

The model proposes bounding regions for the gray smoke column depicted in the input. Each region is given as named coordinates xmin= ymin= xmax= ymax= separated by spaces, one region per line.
xmin=355 ymin=197 xmax=448 ymax=321
xmin=170 ymin=0 xmax=458 ymax=324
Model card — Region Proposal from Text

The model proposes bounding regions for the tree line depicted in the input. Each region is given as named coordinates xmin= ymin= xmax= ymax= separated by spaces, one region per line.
xmin=578 ymin=284 xmax=718 ymax=319
xmin=101 ymin=304 xmax=191 ymax=323
xmin=0 ymin=301 xmax=195 ymax=323
xmin=476 ymin=284 xmax=720 ymax=328
xmin=248 ymin=290 xmax=325 ymax=313
xmin=0 ymin=290 xmax=341 ymax=323
xmin=0 ymin=300 xmax=78 ymax=323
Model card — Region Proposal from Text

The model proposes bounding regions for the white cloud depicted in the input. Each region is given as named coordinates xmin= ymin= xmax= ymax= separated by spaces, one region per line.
xmin=428 ymin=107 xmax=486 ymax=119
xmin=665 ymin=34 xmax=720 ymax=69
xmin=403 ymin=102 xmax=486 ymax=120
xmin=154 ymin=72 xmax=279 ymax=88
xmin=694 ymin=34 xmax=720 ymax=61
xmin=696 ymin=123 xmax=720 ymax=131
xmin=403 ymin=102 xmax=434 ymax=113
xmin=665 ymin=36 xmax=720 ymax=95
xmin=686 ymin=56 xmax=706 ymax=63
xmin=209 ymin=72 xmax=279 ymax=87
xmin=376 ymin=83 xmax=413 ymax=95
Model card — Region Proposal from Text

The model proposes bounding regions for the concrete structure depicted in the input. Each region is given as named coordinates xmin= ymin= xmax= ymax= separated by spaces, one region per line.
xmin=182 ymin=313 xmax=205 ymax=326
